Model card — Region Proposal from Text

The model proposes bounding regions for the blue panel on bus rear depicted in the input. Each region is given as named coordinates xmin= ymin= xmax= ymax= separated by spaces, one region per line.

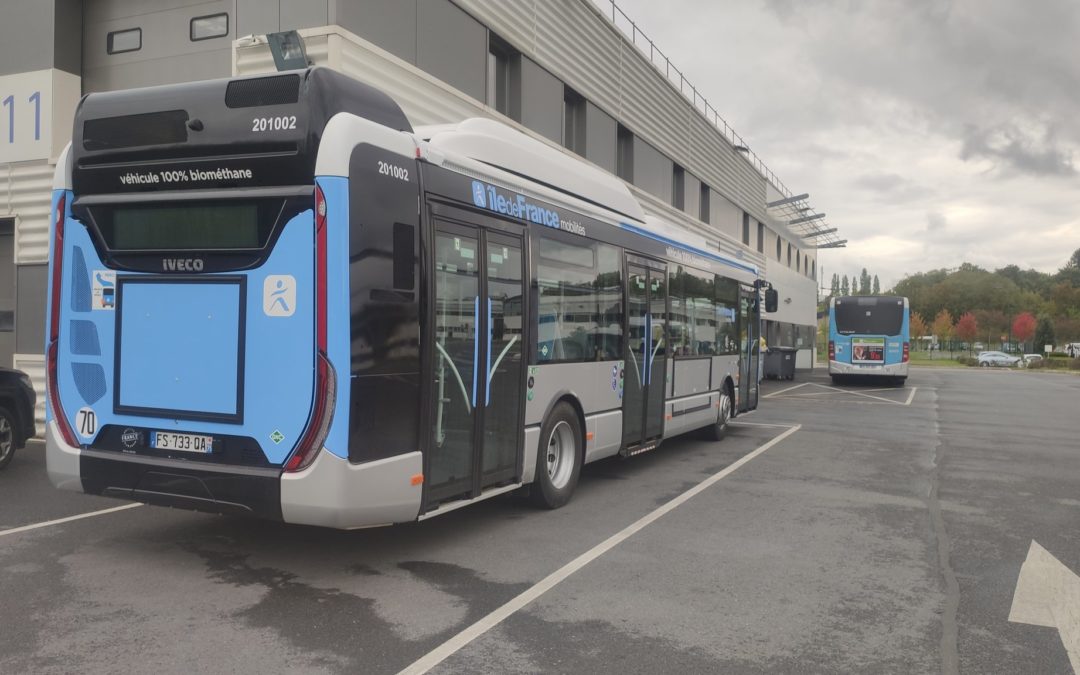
xmin=54 ymin=205 xmax=317 ymax=465
xmin=315 ymin=176 xmax=351 ymax=461
xmin=117 ymin=280 xmax=242 ymax=417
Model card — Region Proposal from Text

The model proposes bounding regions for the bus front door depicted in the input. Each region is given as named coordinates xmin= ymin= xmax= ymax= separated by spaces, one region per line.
xmin=738 ymin=285 xmax=760 ymax=412
xmin=622 ymin=261 xmax=667 ymax=452
xmin=428 ymin=221 xmax=526 ymax=505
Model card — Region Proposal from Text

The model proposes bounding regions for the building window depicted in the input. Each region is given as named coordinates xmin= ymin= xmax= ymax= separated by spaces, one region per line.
xmin=107 ymin=28 xmax=141 ymax=54
xmin=487 ymin=34 xmax=517 ymax=116
xmin=563 ymin=86 xmax=586 ymax=156
xmin=742 ymin=212 xmax=750 ymax=246
xmin=672 ymin=165 xmax=685 ymax=210
xmin=776 ymin=237 xmax=782 ymax=261
xmin=811 ymin=259 xmax=816 ymax=280
xmin=787 ymin=243 xmax=793 ymax=267
xmin=699 ymin=184 xmax=710 ymax=223
xmin=191 ymin=13 xmax=228 ymax=41
xmin=796 ymin=250 xmax=801 ymax=271
xmin=616 ymin=124 xmax=634 ymax=182
xmin=757 ymin=222 xmax=764 ymax=253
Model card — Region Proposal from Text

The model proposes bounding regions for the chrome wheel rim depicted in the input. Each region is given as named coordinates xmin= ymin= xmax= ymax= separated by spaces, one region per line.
xmin=0 ymin=416 xmax=12 ymax=462
xmin=718 ymin=393 xmax=732 ymax=429
xmin=546 ymin=421 xmax=576 ymax=489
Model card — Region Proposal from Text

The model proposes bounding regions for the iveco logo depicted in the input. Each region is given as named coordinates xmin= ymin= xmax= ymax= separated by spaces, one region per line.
xmin=120 ymin=428 xmax=140 ymax=449
xmin=163 ymin=258 xmax=204 ymax=272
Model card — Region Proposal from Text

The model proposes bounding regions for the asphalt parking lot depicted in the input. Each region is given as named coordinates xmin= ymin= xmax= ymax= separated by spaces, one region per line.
xmin=3 ymin=367 xmax=1080 ymax=674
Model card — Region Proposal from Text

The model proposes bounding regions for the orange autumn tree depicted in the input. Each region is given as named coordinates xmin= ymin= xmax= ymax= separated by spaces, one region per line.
xmin=910 ymin=312 xmax=928 ymax=351
xmin=931 ymin=309 xmax=954 ymax=358
xmin=955 ymin=312 xmax=979 ymax=353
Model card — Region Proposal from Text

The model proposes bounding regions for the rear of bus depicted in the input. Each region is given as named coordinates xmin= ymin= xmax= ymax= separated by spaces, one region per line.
xmin=827 ymin=296 xmax=910 ymax=383
xmin=45 ymin=68 xmax=418 ymax=527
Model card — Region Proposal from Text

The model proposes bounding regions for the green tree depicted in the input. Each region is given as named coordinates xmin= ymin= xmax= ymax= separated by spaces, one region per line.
xmin=872 ymin=275 xmax=880 ymax=294
xmin=830 ymin=273 xmax=840 ymax=296
xmin=860 ymin=268 xmax=871 ymax=294
xmin=841 ymin=276 xmax=850 ymax=296
xmin=1034 ymin=315 xmax=1056 ymax=353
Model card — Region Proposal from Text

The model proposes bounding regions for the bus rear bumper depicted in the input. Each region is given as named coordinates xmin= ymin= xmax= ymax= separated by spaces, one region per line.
xmin=45 ymin=420 xmax=84 ymax=492
xmin=280 ymin=450 xmax=422 ymax=529
xmin=829 ymin=361 xmax=909 ymax=376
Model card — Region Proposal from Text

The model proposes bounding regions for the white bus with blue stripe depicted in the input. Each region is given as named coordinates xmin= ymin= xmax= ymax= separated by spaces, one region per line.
xmin=46 ymin=68 xmax=768 ymax=528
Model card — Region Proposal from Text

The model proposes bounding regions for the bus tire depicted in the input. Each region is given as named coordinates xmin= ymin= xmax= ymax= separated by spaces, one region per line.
xmin=531 ymin=402 xmax=582 ymax=510
xmin=705 ymin=385 xmax=734 ymax=441
xmin=893 ymin=377 xmax=907 ymax=387
xmin=0 ymin=406 xmax=16 ymax=471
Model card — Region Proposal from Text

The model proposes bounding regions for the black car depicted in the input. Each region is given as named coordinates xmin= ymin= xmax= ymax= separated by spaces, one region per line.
xmin=0 ymin=367 xmax=36 ymax=470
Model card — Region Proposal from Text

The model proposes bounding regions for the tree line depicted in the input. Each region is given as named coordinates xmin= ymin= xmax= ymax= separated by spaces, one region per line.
xmin=829 ymin=268 xmax=881 ymax=297
xmin=896 ymin=248 xmax=1080 ymax=350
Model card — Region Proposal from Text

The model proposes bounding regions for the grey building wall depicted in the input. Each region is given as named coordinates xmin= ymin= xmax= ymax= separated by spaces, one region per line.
xmin=512 ymin=55 xmax=562 ymax=144
xmin=331 ymin=0 xmax=416 ymax=62
xmin=0 ymin=0 xmax=81 ymax=76
xmin=683 ymin=172 xmax=701 ymax=222
xmin=584 ymin=100 xmax=616 ymax=174
xmin=83 ymin=0 xmax=234 ymax=92
xmin=0 ymin=220 xmax=13 ymax=367
xmin=15 ymin=265 xmax=46 ymax=355
xmin=417 ymin=0 xmax=486 ymax=102
xmin=709 ymin=188 xmax=741 ymax=242
xmin=632 ymin=136 xmax=672 ymax=204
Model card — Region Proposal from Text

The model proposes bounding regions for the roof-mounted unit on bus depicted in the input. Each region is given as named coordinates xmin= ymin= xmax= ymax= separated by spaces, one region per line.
xmin=70 ymin=67 xmax=412 ymax=197
xmin=419 ymin=117 xmax=646 ymax=224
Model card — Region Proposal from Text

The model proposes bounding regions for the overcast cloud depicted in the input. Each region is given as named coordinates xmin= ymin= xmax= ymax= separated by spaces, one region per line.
xmin=601 ymin=0 xmax=1080 ymax=289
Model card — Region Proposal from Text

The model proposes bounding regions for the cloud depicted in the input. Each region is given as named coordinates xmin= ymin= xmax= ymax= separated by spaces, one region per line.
xmin=959 ymin=123 xmax=1075 ymax=177
xmin=926 ymin=211 xmax=948 ymax=233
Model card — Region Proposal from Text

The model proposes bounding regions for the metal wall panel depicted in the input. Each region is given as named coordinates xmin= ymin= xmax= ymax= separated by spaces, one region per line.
xmin=584 ymin=99 xmax=617 ymax=174
xmin=0 ymin=0 xmax=55 ymax=77
xmin=631 ymin=135 xmax=672 ymax=204
xmin=331 ymin=0 xmax=417 ymax=63
xmin=417 ymin=0 xmax=487 ymax=103
xmin=5 ymin=160 xmax=53 ymax=264
xmin=15 ymin=264 xmax=47 ymax=355
xmin=515 ymin=56 xmax=563 ymax=144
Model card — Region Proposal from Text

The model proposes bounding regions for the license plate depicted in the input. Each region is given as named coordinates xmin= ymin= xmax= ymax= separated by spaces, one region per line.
xmin=150 ymin=431 xmax=213 ymax=453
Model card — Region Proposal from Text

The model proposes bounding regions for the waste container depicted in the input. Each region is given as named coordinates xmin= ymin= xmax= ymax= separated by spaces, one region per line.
xmin=763 ymin=346 xmax=797 ymax=380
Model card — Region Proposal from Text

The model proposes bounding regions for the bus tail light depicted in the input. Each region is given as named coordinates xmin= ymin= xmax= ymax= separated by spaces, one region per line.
xmin=903 ymin=342 xmax=910 ymax=363
xmin=47 ymin=195 xmax=79 ymax=447
xmin=285 ymin=184 xmax=335 ymax=473
xmin=828 ymin=340 xmax=835 ymax=361
xmin=286 ymin=351 xmax=336 ymax=472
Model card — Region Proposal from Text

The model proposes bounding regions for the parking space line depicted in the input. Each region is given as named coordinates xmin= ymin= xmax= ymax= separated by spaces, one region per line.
xmin=0 ymin=503 xmax=143 ymax=539
xmin=763 ymin=382 xmax=810 ymax=398
xmin=397 ymin=424 xmax=802 ymax=675
xmin=904 ymin=386 xmax=918 ymax=406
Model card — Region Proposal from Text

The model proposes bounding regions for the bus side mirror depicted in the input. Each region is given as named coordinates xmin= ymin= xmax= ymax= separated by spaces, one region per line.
xmin=764 ymin=288 xmax=778 ymax=313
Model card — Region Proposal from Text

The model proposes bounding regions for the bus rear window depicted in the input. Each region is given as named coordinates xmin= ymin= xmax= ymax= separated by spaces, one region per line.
xmin=834 ymin=298 xmax=904 ymax=336
xmin=93 ymin=200 xmax=281 ymax=251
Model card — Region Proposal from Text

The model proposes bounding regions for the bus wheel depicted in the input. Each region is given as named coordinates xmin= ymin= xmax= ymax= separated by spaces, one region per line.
xmin=893 ymin=377 xmax=907 ymax=387
xmin=706 ymin=387 xmax=733 ymax=441
xmin=531 ymin=402 xmax=582 ymax=509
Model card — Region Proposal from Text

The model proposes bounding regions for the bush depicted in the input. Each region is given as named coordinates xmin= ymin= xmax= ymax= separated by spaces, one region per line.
xmin=1070 ymin=358 xmax=1080 ymax=371
xmin=957 ymin=356 xmax=979 ymax=367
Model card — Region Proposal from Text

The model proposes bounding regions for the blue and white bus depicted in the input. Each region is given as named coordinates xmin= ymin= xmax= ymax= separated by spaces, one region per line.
xmin=46 ymin=68 xmax=769 ymax=529
xmin=828 ymin=295 xmax=910 ymax=385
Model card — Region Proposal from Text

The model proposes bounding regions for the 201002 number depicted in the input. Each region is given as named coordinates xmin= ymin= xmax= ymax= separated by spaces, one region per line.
xmin=252 ymin=116 xmax=297 ymax=132
xmin=378 ymin=161 xmax=409 ymax=181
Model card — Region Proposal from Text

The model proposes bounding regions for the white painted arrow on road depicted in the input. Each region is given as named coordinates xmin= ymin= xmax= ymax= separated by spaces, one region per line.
xmin=1009 ymin=540 xmax=1080 ymax=673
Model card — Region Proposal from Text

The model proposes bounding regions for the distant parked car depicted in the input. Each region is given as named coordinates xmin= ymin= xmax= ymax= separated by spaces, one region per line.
xmin=0 ymin=367 xmax=37 ymax=470
xmin=1021 ymin=354 xmax=1044 ymax=367
xmin=973 ymin=342 xmax=985 ymax=351
xmin=977 ymin=351 xmax=1021 ymax=368
xmin=1066 ymin=343 xmax=1080 ymax=358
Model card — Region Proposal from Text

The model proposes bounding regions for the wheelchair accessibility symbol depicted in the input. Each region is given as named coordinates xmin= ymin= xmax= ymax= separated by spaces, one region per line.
xmin=263 ymin=275 xmax=296 ymax=317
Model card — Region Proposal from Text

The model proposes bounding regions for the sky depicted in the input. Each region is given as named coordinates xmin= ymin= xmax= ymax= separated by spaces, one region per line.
xmin=600 ymin=0 xmax=1080 ymax=290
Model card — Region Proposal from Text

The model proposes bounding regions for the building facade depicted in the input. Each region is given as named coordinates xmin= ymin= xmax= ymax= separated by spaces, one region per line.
xmin=0 ymin=0 xmax=823 ymax=425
